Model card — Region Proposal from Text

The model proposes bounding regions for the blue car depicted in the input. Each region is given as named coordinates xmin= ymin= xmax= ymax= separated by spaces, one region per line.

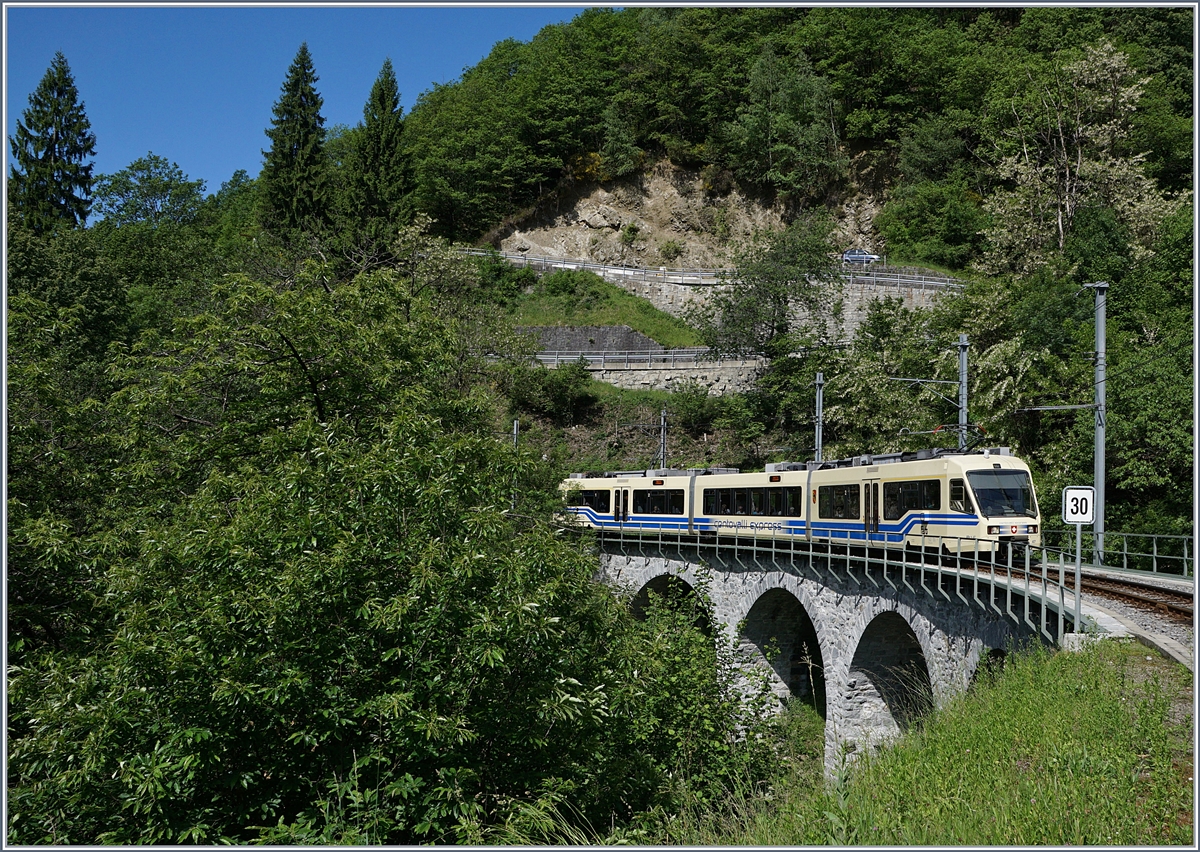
xmin=842 ymin=248 xmax=881 ymax=264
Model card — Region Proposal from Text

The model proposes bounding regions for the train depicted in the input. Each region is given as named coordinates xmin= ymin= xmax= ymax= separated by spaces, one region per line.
xmin=560 ymin=447 xmax=1041 ymax=556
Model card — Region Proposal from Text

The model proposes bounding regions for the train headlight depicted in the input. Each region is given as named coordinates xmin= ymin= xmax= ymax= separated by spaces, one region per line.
xmin=987 ymin=525 xmax=1000 ymax=535
xmin=1028 ymin=524 xmax=1038 ymax=534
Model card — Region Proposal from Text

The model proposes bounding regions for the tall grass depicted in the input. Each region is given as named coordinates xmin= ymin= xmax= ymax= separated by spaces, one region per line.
xmin=657 ymin=640 xmax=1194 ymax=846
xmin=508 ymin=270 xmax=702 ymax=348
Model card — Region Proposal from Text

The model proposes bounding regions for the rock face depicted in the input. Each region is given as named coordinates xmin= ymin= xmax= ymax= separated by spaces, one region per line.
xmin=491 ymin=157 xmax=888 ymax=266
xmin=493 ymin=161 xmax=788 ymax=268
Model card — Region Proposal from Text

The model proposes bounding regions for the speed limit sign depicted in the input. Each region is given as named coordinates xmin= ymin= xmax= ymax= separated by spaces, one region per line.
xmin=1062 ymin=486 xmax=1095 ymax=525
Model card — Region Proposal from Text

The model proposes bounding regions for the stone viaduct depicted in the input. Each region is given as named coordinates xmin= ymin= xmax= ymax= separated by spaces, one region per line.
xmin=594 ymin=535 xmax=1082 ymax=779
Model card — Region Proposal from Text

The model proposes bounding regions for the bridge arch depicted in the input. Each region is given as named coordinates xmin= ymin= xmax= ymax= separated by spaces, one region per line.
xmin=740 ymin=587 xmax=828 ymax=717
xmin=845 ymin=610 xmax=935 ymax=746
xmin=597 ymin=548 xmax=1038 ymax=778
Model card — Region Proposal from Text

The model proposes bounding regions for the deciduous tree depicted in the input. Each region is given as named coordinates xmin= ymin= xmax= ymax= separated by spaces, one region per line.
xmin=692 ymin=212 xmax=841 ymax=358
xmin=92 ymin=153 xmax=205 ymax=227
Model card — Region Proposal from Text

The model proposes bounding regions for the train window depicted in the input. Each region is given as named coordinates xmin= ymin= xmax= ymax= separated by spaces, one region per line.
xmin=667 ymin=489 xmax=685 ymax=515
xmin=750 ymin=488 xmax=766 ymax=515
xmin=732 ymin=488 xmax=748 ymax=515
xmin=818 ymin=484 xmax=861 ymax=519
xmin=632 ymin=489 xmax=686 ymax=515
xmin=768 ymin=488 xmax=785 ymax=516
xmin=786 ymin=487 xmax=804 ymax=517
xmin=949 ymin=479 xmax=974 ymax=514
xmin=966 ymin=470 xmax=1037 ymax=518
xmin=702 ymin=486 xmax=804 ymax=517
xmin=566 ymin=489 xmax=611 ymax=513
xmin=922 ymin=480 xmax=940 ymax=511
xmin=883 ymin=480 xmax=941 ymax=520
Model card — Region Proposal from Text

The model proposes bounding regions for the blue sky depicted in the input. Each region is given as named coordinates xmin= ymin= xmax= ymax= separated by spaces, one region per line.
xmin=4 ymin=4 xmax=586 ymax=194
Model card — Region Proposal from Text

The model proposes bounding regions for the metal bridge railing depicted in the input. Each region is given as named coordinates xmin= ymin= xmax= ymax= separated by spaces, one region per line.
xmin=462 ymin=248 xmax=725 ymax=285
xmin=587 ymin=522 xmax=1080 ymax=645
xmin=1040 ymin=529 xmax=1193 ymax=578
xmin=462 ymin=248 xmax=963 ymax=291
xmin=535 ymin=348 xmax=761 ymax=369
xmin=840 ymin=266 xmax=962 ymax=293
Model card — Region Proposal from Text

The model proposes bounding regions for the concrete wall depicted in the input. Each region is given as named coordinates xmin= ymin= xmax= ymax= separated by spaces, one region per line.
xmin=521 ymin=325 xmax=664 ymax=352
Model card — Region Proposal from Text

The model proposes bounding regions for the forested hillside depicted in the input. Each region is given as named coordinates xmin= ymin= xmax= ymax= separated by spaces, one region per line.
xmin=5 ymin=6 xmax=1193 ymax=844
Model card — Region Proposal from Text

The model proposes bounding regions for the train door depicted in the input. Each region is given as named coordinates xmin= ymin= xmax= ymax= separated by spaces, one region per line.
xmin=863 ymin=478 xmax=883 ymax=543
xmin=614 ymin=488 xmax=630 ymax=525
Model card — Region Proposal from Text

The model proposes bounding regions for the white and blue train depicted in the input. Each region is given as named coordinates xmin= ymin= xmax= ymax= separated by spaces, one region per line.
xmin=561 ymin=447 xmax=1041 ymax=554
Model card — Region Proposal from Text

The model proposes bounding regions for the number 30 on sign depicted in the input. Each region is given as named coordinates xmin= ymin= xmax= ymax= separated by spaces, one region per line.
xmin=1062 ymin=486 xmax=1095 ymax=525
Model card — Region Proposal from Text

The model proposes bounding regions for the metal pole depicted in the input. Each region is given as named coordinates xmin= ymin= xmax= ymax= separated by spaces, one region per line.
xmin=958 ymin=333 xmax=969 ymax=450
xmin=659 ymin=408 xmax=668 ymax=470
xmin=511 ymin=420 xmax=519 ymax=513
xmin=815 ymin=372 xmax=825 ymax=462
xmin=1075 ymin=522 xmax=1083 ymax=632
xmin=1089 ymin=282 xmax=1109 ymax=564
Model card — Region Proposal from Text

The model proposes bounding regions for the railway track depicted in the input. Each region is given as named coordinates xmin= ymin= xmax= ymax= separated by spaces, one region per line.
xmin=1070 ymin=573 xmax=1193 ymax=624
xmin=959 ymin=560 xmax=1193 ymax=626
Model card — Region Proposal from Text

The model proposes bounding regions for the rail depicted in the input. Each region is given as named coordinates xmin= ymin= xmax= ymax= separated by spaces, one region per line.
xmin=535 ymin=348 xmax=761 ymax=369
xmin=1041 ymin=530 xmax=1193 ymax=578
xmin=461 ymin=249 xmax=963 ymax=291
xmin=586 ymin=524 xmax=1080 ymax=644
xmin=840 ymin=265 xmax=962 ymax=293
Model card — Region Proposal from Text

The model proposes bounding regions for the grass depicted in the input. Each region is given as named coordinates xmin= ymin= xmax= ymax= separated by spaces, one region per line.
xmin=506 ymin=270 xmax=703 ymax=348
xmin=654 ymin=640 xmax=1194 ymax=846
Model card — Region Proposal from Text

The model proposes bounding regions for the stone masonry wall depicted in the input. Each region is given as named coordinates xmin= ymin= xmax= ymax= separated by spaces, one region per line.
xmin=589 ymin=362 xmax=762 ymax=394
xmin=598 ymin=548 xmax=1037 ymax=779
xmin=585 ymin=269 xmax=946 ymax=338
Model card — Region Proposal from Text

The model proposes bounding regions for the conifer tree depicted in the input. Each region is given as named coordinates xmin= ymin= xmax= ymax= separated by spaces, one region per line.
xmin=260 ymin=43 xmax=329 ymax=235
xmin=354 ymin=58 xmax=410 ymax=234
xmin=8 ymin=52 xmax=97 ymax=232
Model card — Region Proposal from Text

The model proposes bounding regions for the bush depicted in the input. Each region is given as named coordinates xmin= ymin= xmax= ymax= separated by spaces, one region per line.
xmin=660 ymin=239 xmax=685 ymax=262
xmin=875 ymin=179 xmax=989 ymax=269
xmin=672 ymin=381 xmax=717 ymax=435
xmin=504 ymin=359 xmax=598 ymax=425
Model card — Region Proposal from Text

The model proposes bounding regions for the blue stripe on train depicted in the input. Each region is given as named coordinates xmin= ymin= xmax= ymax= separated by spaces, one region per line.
xmin=567 ymin=507 xmax=982 ymax=540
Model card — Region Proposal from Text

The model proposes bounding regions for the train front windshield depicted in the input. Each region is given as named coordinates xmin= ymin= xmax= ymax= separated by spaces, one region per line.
xmin=966 ymin=470 xmax=1038 ymax=518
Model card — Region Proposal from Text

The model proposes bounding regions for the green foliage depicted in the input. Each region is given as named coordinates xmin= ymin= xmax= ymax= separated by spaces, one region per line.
xmin=659 ymin=239 xmax=685 ymax=262
xmin=502 ymin=359 xmax=598 ymax=426
xmin=693 ymin=212 xmax=840 ymax=358
xmin=259 ymin=43 xmax=331 ymax=236
xmin=93 ymin=153 xmax=206 ymax=227
xmin=470 ymin=250 xmax=539 ymax=305
xmin=876 ymin=179 xmax=989 ymax=269
xmin=334 ymin=58 xmax=412 ymax=267
xmin=5 ymin=291 xmax=118 ymax=656
xmin=508 ymin=269 xmax=702 ymax=348
xmin=6 ymin=214 xmax=786 ymax=843
xmin=202 ymin=170 xmax=263 ymax=265
xmin=663 ymin=641 xmax=1192 ymax=846
xmin=671 ymin=381 xmax=718 ymax=436
xmin=6 ymin=210 xmax=127 ymax=353
xmin=723 ymin=46 xmax=846 ymax=201
xmin=8 ymin=51 xmax=97 ymax=232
